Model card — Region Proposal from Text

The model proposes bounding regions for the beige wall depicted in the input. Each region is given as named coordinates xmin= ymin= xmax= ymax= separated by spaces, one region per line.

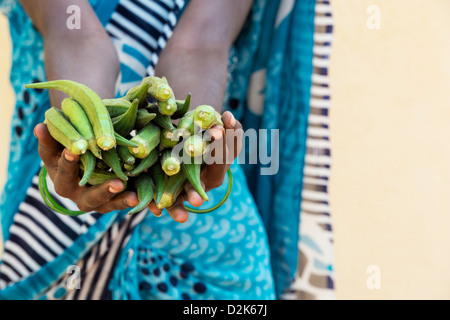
xmin=330 ymin=0 xmax=450 ymax=299
xmin=1 ymin=0 xmax=450 ymax=299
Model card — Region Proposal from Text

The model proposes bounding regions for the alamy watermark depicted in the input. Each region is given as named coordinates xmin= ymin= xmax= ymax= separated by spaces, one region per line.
xmin=67 ymin=5 xmax=81 ymax=30
xmin=168 ymin=128 xmax=280 ymax=176
xmin=366 ymin=265 xmax=381 ymax=290
xmin=366 ymin=5 xmax=381 ymax=30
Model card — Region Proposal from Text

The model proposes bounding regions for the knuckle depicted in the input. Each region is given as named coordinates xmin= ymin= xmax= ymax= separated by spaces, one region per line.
xmin=54 ymin=183 xmax=69 ymax=198
xmin=77 ymin=203 xmax=94 ymax=213
xmin=210 ymin=177 xmax=225 ymax=190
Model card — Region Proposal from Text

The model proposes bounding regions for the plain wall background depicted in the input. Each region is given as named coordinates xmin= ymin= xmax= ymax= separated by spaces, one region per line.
xmin=1 ymin=0 xmax=450 ymax=299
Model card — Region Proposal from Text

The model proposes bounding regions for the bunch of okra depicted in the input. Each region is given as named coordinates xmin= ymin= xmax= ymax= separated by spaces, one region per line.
xmin=26 ymin=76 xmax=223 ymax=215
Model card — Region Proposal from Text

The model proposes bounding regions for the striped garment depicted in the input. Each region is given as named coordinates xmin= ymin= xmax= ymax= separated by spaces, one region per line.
xmin=0 ymin=0 xmax=185 ymax=299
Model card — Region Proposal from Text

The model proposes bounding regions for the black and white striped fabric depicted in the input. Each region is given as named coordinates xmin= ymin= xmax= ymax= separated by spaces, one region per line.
xmin=0 ymin=0 xmax=183 ymax=299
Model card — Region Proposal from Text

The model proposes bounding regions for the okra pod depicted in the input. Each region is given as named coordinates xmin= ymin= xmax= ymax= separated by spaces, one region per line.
xmin=127 ymin=173 xmax=155 ymax=215
xmin=114 ymin=132 xmax=138 ymax=148
xmin=129 ymin=123 xmax=160 ymax=159
xmin=112 ymin=98 xmax=138 ymax=137
xmin=157 ymin=171 xmax=187 ymax=209
xmin=44 ymin=107 xmax=88 ymax=155
xmin=26 ymin=80 xmax=116 ymax=150
xmin=184 ymin=135 xmax=207 ymax=158
xmin=103 ymin=98 xmax=132 ymax=117
xmin=182 ymin=162 xmax=208 ymax=201
xmin=125 ymin=80 xmax=151 ymax=107
xmin=129 ymin=148 xmax=159 ymax=176
xmin=171 ymin=93 xmax=191 ymax=120
xmin=87 ymin=169 xmax=127 ymax=189
xmin=79 ymin=151 xmax=96 ymax=187
xmin=61 ymin=98 xmax=102 ymax=159
xmin=161 ymin=149 xmax=181 ymax=176
xmin=135 ymin=109 xmax=157 ymax=130
xmin=124 ymin=163 xmax=136 ymax=173
xmin=175 ymin=111 xmax=196 ymax=139
xmin=145 ymin=76 xmax=173 ymax=102
xmin=101 ymin=148 xmax=129 ymax=181
xmin=193 ymin=105 xmax=220 ymax=130
xmin=149 ymin=163 xmax=166 ymax=206
xmin=151 ymin=107 xmax=175 ymax=131
xmin=160 ymin=128 xmax=180 ymax=148
xmin=157 ymin=96 xmax=177 ymax=116
xmin=117 ymin=145 xmax=136 ymax=165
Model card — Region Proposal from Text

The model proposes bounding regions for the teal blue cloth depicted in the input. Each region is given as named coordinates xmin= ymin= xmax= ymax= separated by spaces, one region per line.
xmin=0 ymin=0 xmax=316 ymax=299
xmin=226 ymin=0 xmax=316 ymax=296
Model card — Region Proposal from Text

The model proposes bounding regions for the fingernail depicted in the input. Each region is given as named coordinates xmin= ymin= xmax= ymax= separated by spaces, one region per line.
xmin=229 ymin=114 xmax=236 ymax=127
xmin=64 ymin=150 xmax=76 ymax=162
xmin=109 ymin=184 xmax=123 ymax=194
xmin=33 ymin=127 xmax=38 ymax=139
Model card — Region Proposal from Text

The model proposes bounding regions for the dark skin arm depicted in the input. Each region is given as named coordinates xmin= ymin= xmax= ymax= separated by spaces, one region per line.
xmin=24 ymin=0 xmax=250 ymax=221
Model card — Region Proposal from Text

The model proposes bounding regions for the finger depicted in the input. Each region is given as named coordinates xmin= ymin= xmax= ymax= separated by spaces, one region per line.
xmin=53 ymin=149 xmax=81 ymax=198
xmin=201 ymin=125 xmax=228 ymax=190
xmin=166 ymin=194 xmax=189 ymax=223
xmin=222 ymin=111 xmax=243 ymax=159
xmin=148 ymin=201 xmax=163 ymax=217
xmin=94 ymin=191 xmax=139 ymax=214
xmin=35 ymin=123 xmax=64 ymax=177
xmin=77 ymin=179 xmax=126 ymax=211
xmin=184 ymin=181 xmax=205 ymax=207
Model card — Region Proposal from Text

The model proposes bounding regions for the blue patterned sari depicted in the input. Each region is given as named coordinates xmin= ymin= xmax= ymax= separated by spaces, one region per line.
xmin=0 ymin=0 xmax=333 ymax=300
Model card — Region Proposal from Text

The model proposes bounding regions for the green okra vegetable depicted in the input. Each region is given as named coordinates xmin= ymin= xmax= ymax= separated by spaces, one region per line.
xmin=79 ymin=151 xmax=96 ymax=187
xmin=157 ymin=171 xmax=187 ymax=209
xmin=124 ymin=163 xmax=136 ymax=172
xmin=129 ymin=148 xmax=159 ymax=176
xmin=182 ymin=162 xmax=208 ymax=201
xmin=112 ymin=98 xmax=139 ymax=137
xmin=145 ymin=76 xmax=174 ymax=102
xmin=184 ymin=135 xmax=207 ymax=158
xmin=161 ymin=149 xmax=181 ymax=176
xmin=87 ymin=169 xmax=128 ymax=189
xmin=125 ymin=80 xmax=151 ymax=107
xmin=149 ymin=163 xmax=166 ymax=206
xmin=117 ymin=145 xmax=136 ymax=165
xmin=129 ymin=123 xmax=161 ymax=159
xmin=157 ymin=96 xmax=177 ymax=116
xmin=171 ymin=93 xmax=191 ymax=120
xmin=103 ymin=98 xmax=132 ymax=117
xmin=160 ymin=128 xmax=179 ymax=148
xmin=147 ymin=104 xmax=175 ymax=130
xmin=193 ymin=105 xmax=221 ymax=130
xmin=114 ymin=132 xmax=139 ymax=148
xmin=135 ymin=109 xmax=157 ymax=130
xmin=128 ymin=173 xmax=155 ymax=215
xmin=61 ymin=97 xmax=102 ymax=159
xmin=26 ymin=80 xmax=116 ymax=150
xmin=175 ymin=111 xmax=196 ymax=138
xmin=101 ymin=148 xmax=129 ymax=181
xmin=44 ymin=107 xmax=88 ymax=155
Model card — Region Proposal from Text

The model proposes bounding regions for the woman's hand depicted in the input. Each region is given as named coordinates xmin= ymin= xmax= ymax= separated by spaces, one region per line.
xmin=147 ymin=111 xmax=243 ymax=222
xmin=35 ymin=123 xmax=141 ymax=213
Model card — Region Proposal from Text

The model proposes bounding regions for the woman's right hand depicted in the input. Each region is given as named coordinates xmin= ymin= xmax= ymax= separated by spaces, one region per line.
xmin=35 ymin=123 xmax=140 ymax=214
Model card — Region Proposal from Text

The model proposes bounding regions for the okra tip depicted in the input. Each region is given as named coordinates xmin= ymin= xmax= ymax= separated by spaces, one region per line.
xmin=97 ymin=136 xmax=116 ymax=151
xmin=72 ymin=140 xmax=89 ymax=155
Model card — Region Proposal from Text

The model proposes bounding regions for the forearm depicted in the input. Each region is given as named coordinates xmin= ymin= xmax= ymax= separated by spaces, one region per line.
xmin=44 ymin=34 xmax=119 ymax=107
xmin=154 ymin=46 xmax=229 ymax=112
xmin=154 ymin=0 xmax=253 ymax=112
